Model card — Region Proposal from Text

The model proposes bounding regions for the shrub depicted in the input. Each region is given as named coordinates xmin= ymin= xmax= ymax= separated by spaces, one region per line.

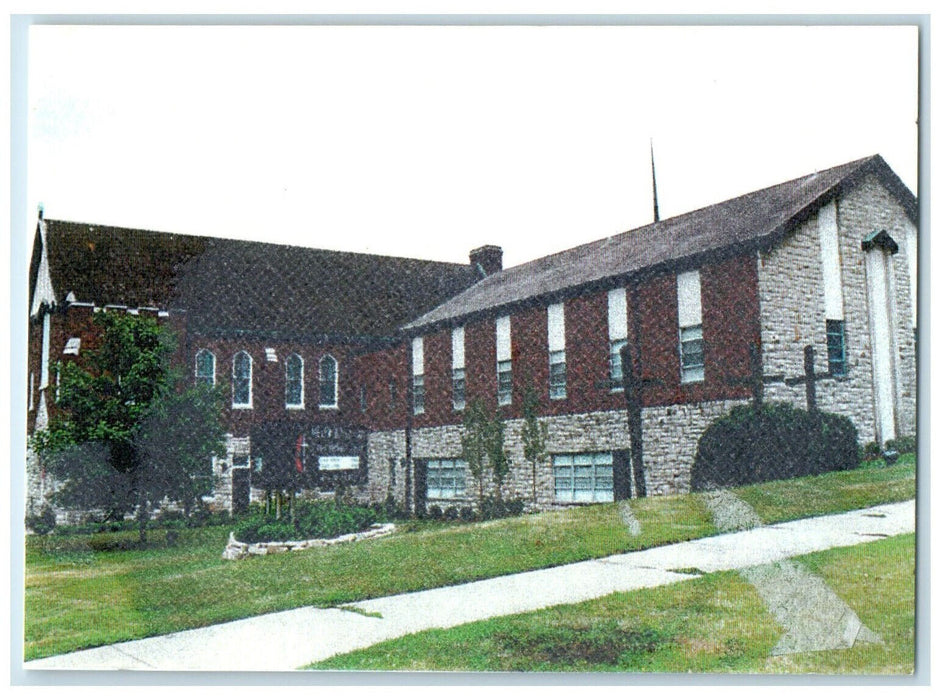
xmin=234 ymin=501 xmax=378 ymax=543
xmin=478 ymin=496 xmax=527 ymax=521
xmin=427 ymin=505 xmax=443 ymax=520
xmin=861 ymin=441 xmax=882 ymax=461
xmin=443 ymin=506 xmax=460 ymax=521
xmin=25 ymin=505 xmax=56 ymax=535
xmin=459 ymin=506 xmax=476 ymax=522
xmin=885 ymin=435 xmax=917 ymax=455
xmin=691 ymin=403 xmax=859 ymax=491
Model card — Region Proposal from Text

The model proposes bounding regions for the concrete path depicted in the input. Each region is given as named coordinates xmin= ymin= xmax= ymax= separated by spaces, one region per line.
xmin=24 ymin=499 xmax=914 ymax=672
xmin=703 ymin=490 xmax=881 ymax=655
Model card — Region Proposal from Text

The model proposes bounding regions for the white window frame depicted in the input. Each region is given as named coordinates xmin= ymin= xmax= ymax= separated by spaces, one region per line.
xmin=195 ymin=349 xmax=216 ymax=387
xmin=496 ymin=315 xmax=512 ymax=405
xmin=677 ymin=270 xmax=705 ymax=384
xmin=608 ymin=288 xmax=628 ymax=391
xmin=552 ymin=452 xmax=615 ymax=503
xmin=426 ymin=458 xmax=468 ymax=499
xmin=232 ymin=351 xmax=253 ymax=408
xmin=452 ymin=326 xmax=466 ymax=411
xmin=412 ymin=336 xmax=425 ymax=415
xmin=318 ymin=354 xmax=339 ymax=409
xmin=547 ymin=303 xmax=567 ymax=400
xmin=285 ymin=353 xmax=305 ymax=409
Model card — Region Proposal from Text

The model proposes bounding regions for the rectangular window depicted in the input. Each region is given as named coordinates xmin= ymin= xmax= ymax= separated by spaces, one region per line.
xmin=679 ymin=325 xmax=705 ymax=383
xmin=608 ymin=288 xmax=628 ymax=391
xmin=63 ymin=337 xmax=81 ymax=355
xmin=496 ymin=315 xmax=512 ymax=405
xmin=547 ymin=303 xmax=566 ymax=400
xmin=553 ymin=453 xmax=614 ymax=503
xmin=452 ymin=326 xmax=465 ymax=411
xmin=426 ymin=459 xmax=468 ymax=499
xmin=609 ymin=339 xmax=628 ymax=389
xmin=412 ymin=337 xmax=425 ymax=415
xmin=497 ymin=360 xmax=513 ymax=406
xmin=677 ymin=270 xmax=704 ymax=384
xmin=827 ymin=319 xmax=847 ymax=377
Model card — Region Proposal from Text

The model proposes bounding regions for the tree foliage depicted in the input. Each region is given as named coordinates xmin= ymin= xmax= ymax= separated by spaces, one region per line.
xmin=31 ymin=313 xmax=226 ymax=540
xmin=460 ymin=399 xmax=509 ymax=507
xmin=520 ymin=385 xmax=549 ymax=505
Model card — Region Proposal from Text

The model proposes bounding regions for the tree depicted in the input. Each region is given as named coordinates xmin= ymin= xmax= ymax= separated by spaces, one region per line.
xmin=520 ymin=385 xmax=548 ymax=506
xmin=461 ymin=399 xmax=491 ymax=507
xmin=460 ymin=399 xmax=509 ymax=509
xmin=31 ymin=313 xmax=225 ymax=542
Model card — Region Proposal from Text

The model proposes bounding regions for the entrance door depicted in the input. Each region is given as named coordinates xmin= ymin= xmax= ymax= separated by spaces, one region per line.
xmin=866 ymin=247 xmax=898 ymax=443
xmin=231 ymin=468 xmax=251 ymax=514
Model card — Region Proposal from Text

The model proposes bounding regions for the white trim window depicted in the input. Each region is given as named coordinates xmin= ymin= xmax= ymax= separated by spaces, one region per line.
xmin=195 ymin=349 xmax=216 ymax=387
xmin=553 ymin=452 xmax=615 ymax=503
xmin=232 ymin=351 xmax=253 ymax=408
xmin=426 ymin=459 xmax=468 ymax=499
xmin=318 ymin=355 xmax=338 ymax=409
xmin=286 ymin=353 xmax=305 ymax=408
xmin=496 ymin=315 xmax=512 ymax=405
xmin=819 ymin=200 xmax=848 ymax=377
xmin=677 ymin=270 xmax=704 ymax=384
xmin=412 ymin=336 xmax=425 ymax=415
xmin=608 ymin=287 xmax=628 ymax=391
xmin=452 ymin=326 xmax=466 ymax=411
xmin=547 ymin=302 xmax=567 ymax=400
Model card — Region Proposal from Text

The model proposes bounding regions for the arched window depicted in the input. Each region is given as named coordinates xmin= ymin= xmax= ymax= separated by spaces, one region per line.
xmin=195 ymin=349 xmax=216 ymax=387
xmin=285 ymin=353 xmax=304 ymax=408
xmin=319 ymin=355 xmax=338 ymax=408
xmin=233 ymin=351 xmax=252 ymax=408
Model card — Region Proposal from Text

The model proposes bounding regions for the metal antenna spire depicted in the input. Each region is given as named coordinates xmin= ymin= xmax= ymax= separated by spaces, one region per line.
xmin=650 ymin=139 xmax=660 ymax=223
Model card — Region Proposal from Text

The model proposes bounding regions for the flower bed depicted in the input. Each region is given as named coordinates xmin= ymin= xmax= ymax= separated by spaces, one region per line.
xmin=222 ymin=522 xmax=395 ymax=560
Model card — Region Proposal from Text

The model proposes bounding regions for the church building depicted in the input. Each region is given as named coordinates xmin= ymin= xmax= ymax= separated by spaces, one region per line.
xmin=26 ymin=154 xmax=917 ymax=515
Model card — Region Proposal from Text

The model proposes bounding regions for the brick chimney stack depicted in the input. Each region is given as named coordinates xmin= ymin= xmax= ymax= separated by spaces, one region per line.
xmin=470 ymin=245 xmax=503 ymax=276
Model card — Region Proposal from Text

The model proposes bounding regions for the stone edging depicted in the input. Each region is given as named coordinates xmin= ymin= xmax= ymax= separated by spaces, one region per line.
xmin=222 ymin=523 xmax=396 ymax=560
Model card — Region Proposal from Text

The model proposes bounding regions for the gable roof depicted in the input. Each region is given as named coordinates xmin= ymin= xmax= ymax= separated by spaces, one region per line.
xmin=29 ymin=220 xmax=480 ymax=341
xmin=404 ymin=154 xmax=916 ymax=332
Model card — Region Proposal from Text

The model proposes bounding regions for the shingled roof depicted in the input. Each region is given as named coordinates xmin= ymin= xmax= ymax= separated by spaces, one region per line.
xmin=29 ymin=220 xmax=480 ymax=341
xmin=403 ymin=154 xmax=916 ymax=332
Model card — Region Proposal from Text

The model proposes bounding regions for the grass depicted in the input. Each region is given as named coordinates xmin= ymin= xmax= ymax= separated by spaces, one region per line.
xmin=24 ymin=454 xmax=914 ymax=661
xmin=311 ymin=533 xmax=915 ymax=673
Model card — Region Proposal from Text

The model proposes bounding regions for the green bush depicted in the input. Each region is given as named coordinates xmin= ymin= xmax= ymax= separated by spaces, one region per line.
xmin=25 ymin=505 xmax=56 ymax=535
xmin=861 ymin=441 xmax=882 ymax=461
xmin=478 ymin=496 xmax=527 ymax=521
xmin=885 ymin=435 xmax=917 ymax=455
xmin=233 ymin=501 xmax=378 ymax=543
xmin=691 ymin=403 xmax=859 ymax=491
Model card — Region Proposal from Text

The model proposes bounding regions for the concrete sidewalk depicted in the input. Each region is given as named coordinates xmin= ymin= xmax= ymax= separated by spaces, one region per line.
xmin=24 ymin=499 xmax=915 ymax=672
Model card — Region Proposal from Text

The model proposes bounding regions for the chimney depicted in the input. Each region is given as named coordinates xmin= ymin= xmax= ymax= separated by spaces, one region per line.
xmin=470 ymin=245 xmax=503 ymax=276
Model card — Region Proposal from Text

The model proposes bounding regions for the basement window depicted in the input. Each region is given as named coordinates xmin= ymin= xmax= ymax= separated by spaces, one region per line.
xmin=426 ymin=459 xmax=468 ymax=499
xmin=553 ymin=453 xmax=614 ymax=503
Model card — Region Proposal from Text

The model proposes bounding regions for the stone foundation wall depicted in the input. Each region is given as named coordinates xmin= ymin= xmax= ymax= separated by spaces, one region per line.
xmin=366 ymin=399 xmax=747 ymax=509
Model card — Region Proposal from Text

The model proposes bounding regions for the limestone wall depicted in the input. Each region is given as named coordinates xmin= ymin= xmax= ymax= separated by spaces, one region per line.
xmin=757 ymin=174 xmax=917 ymax=444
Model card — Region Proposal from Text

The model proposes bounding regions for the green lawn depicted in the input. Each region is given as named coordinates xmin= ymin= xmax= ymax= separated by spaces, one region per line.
xmin=312 ymin=533 xmax=915 ymax=674
xmin=24 ymin=455 xmax=914 ymax=661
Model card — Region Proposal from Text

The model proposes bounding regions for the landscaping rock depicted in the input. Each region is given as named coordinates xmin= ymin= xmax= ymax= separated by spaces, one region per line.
xmin=221 ymin=523 xmax=396 ymax=559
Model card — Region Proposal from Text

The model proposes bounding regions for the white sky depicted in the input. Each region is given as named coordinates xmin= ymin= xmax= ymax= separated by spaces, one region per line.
xmin=26 ymin=24 xmax=918 ymax=268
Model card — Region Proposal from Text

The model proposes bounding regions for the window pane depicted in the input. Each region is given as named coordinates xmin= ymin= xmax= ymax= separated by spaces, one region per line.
xmin=413 ymin=374 xmax=425 ymax=414
xmin=319 ymin=356 xmax=337 ymax=406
